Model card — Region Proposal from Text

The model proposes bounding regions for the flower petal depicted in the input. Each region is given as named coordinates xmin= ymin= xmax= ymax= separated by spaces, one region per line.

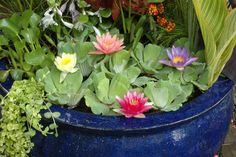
xmin=159 ymin=60 xmax=173 ymax=67
xmin=183 ymin=57 xmax=198 ymax=66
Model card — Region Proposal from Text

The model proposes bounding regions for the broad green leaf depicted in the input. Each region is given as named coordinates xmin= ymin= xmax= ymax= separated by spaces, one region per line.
xmin=143 ymin=44 xmax=163 ymax=68
xmin=10 ymin=69 xmax=24 ymax=80
xmin=51 ymin=67 xmax=83 ymax=94
xmin=133 ymin=42 xmax=144 ymax=62
xmin=0 ymin=18 xmax=19 ymax=40
xmin=133 ymin=76 xmax=156 ymax=87
xmin=36 ymin=67 xmax=50 ymax=82
xmin=84 ymin=90 xmax=110 ymax=115
xmin=111 ymin=50 xmax=130 ymax=73
xmin=75 ymin=42 xmax=94 ymax=62
xmin=174 ymin=38 xmax=190 ymax=50
xmin=123 ymin=66 xmax=141 ymax=83
xmin=93 ymin=72 xmax=110 ymax=104
xmin=163 ymin=84 xmax=193 ymax=112
xmin=13 ymin=40 xmax=25 ymax=54
xmin=156 ymin=79 xmax=182 ymax=106
xmin=25 ymin=48 xmax=45 ymax=66
xmin=183 ymin=67 xmax=198 ymax=82
xmin=20 ymin=27 xmax=40 ymax=43
xmin=29 ymin=12 xmax=41 ymax=27
xmin=57 ymin=41 xmax=74 ymax=54
xmin=144 ymin=82 xmax=169 ymax=109
xmin=20 ymin=10 xmax=33 ymax=28
xmin=192 ymin=0 xmax=217 ymax=67
xmin=209 ymin=9 xmax=236 ymax=85
xmin=109 ymin=74 xmax=130 ymax=101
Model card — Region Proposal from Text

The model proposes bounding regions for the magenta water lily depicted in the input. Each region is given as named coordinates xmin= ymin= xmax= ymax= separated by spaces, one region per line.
xmin=160 ymin=46 xmax=198 ymax=70
xmin=114 ymin=91 xmax=153 ymax=118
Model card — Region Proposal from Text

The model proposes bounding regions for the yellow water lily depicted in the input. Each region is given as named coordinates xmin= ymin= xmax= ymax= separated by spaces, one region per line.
xmin=54 ymin=53 xmax=78 ymax=82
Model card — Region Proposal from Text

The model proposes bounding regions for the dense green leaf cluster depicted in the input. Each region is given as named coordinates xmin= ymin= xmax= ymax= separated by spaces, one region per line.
xmin=0 ymin=79 xmax=59 ymax=157
xmin=0 ymin=10 xmax=54 ymax=81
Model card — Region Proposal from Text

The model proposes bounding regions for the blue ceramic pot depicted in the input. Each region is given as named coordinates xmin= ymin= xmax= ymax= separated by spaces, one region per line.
xmin=30 ymin=78 xmax=234 ymax=157
xmin=0 ymin=61 xmax=234 ymax=157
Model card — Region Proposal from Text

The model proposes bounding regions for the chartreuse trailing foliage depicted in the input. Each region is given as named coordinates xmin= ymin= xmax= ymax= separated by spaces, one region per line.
xmin=0 ymin=79 xmax=59 ymax=157
xmin=192 ymin=0 xmax=236 ymax=87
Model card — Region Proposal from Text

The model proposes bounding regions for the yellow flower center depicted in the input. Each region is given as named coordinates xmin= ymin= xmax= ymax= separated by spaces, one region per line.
xmin=61 ymin=57 xmax=71 ymax=65
xmin=173 ymin=56 xmax=184 ymax=64
xmin=104 ymin=41 xmax=112 ymax=48
xmin=130 ymin=100 xmax=138 ymax=106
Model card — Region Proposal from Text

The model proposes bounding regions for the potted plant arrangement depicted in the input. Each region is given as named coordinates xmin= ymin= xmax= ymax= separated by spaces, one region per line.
xmin=0 ymin=0 xmax=236 ymax=156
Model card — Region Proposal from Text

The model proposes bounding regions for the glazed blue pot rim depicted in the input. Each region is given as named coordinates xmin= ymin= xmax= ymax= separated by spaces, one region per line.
xmin=49 ymin=78 xmax=234 ymax=131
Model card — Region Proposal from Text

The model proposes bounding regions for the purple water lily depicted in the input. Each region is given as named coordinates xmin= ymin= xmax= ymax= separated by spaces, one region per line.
xmin=159 ymin=46 xmax=198 ymax=70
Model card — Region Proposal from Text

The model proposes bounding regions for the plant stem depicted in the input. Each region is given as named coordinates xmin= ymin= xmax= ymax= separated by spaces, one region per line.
xmin=17 ymin=0 xmax=23 ymax=12
xmin=119 ymin=0 xmax=127 ymax=34
xmin=0 ymin=83 xmax=8 ymax=94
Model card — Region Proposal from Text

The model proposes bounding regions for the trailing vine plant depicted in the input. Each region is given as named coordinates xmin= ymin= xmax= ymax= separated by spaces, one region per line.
xmin=0 ymin=79 xmax=59 ymax=157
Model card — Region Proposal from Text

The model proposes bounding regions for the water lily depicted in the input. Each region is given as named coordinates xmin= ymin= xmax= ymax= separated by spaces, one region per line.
xmin=54 ymin=53 xmax=78 ymax=82
xmin=91 ymin=32 xmax=125 ymax=55
xmin=114 ymin=91 xmax=153 ymax=118
xmin=159 ymin=46 xmax=198 ymax=70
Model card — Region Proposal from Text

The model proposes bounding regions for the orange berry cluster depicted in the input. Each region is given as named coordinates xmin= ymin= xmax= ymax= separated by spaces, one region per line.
xmin=148 ymin=3 xmax=176 ymax=32
xmin=148 ymin=3 xmax=159 ymax=16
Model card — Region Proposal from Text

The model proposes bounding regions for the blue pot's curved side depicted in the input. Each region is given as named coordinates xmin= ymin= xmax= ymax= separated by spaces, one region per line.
xmin=31 ymin=87 xmax=233 ymax=157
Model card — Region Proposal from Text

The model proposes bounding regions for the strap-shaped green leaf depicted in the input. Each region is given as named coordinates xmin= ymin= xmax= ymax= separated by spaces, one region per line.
xmin=193 ymin=0 xmax=236 ymax=87
xmin=192 ymin=0 xmax=217 ymax=66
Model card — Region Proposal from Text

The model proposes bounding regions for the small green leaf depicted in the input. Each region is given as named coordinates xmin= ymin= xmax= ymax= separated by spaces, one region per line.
xmin=99 ymin=9 xmax=112 ymax=18
xmin=52 ymin=112 xmax=60 ymax=118
xmin=99 ymin=22 xmax=112 ymax=30
xmin=0 ymin=70 xmax=9 ymax=82
xmin=78 ymin=15 xmax=89 ymax=23
xmin=10 ymin=69 xmax=24 ymax=80
xmin=44 ymin=112 xmax=52 ymax=119
xmin=0 ymin=35 xmax=8 ymax=45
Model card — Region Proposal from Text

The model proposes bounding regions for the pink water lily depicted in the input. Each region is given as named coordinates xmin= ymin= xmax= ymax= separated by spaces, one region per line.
xmin=159 ymin=46 xmax=198 ymax=70
xmin=114 ymin=91 xmax=153 ymax=118
xmin=91 ymin=32 xmax=125 ymax=55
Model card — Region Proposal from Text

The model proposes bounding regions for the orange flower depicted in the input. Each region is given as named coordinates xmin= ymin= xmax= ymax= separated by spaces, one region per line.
xmin=148 ymin=3 xmax=158 ymax=16
xmin=166 ymin=21 xmax=176 ymax=32
xmin=158 ymin=3 xmax=165 ymax=14
xmin=157 ymin=16 xmax=168 ymax=27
